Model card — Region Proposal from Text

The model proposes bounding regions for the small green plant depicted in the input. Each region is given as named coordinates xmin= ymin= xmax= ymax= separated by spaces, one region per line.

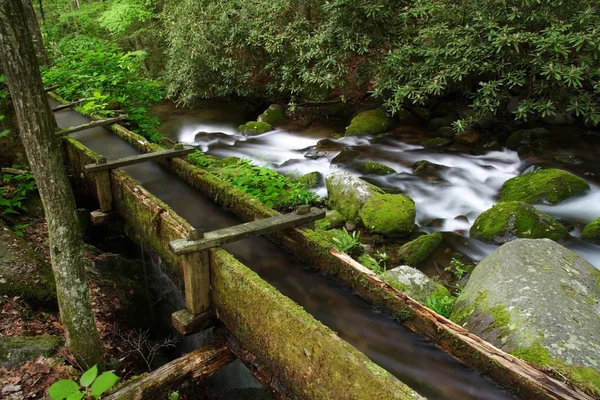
xmin=332 ymin=228 xmax=363 ymax=255
xmin=48 ymin=365 xmax=119 ymax=400
xmin=444 ymin=258 xmax=473 ymax=280
xmin=168 ymin=392 xmax=180 ymax=400
xmin=425 ymin=293 xmax=455 ymax=318
xmin=358 ymin=253 xmax=383 ymax=274
xmin=78 ymin=91 xmax=111 ymax=117
xmin=0 ymin=167 xmax=37 ymax=215
xmin=374 ymin=249 xmax=390 ymax=271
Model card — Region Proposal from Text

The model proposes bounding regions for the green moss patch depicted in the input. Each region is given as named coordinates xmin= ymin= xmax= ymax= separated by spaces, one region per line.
xmin=345 ymin=109 xmax=394 ymax=136
xmin=257 ymin=104 xmax=285 ymax=125
xmin=359 ymin=194 xmax=415 ymax=235
xmin=238 ymin=121 xmax=273 ymax=135
xmin=357 ymin=162 xmax=396 ymax=176
xmin=499 ymin=169 xmax=590 ymax=204
xmin=470 ymin=201 xmax=567 ymax=244
xmin=581 ymin=218 xmax=600 ymax=244
xmin=397 ymin=232 xmax=442 ymax=266
xmin=506 ymin=127 xmax=549 ymax=151
xmin=0 ymin=335 xmax=63 ymax=367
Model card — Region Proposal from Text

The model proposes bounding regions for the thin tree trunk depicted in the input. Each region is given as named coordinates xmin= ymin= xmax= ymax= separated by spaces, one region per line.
xmin=20 ymin=0 xmax=47 ymax=66
xmin=0 ymin=0 xmax=103 ymax=368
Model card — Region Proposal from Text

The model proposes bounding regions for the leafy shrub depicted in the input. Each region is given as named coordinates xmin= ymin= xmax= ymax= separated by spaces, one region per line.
xmin=358 ymin=253 xmax=383 ymax=274
xmin=48 ymin=365 xmax=119 ymax=400
xmin=331 ymin=228 xmax=363 ymax=255
xmin=0 ymin=167 xmax=37 ymax=216
xmin=426 ymin=292 xmax=455 ymax=318
xmin=444 ymin=258 xmax=474 ymax=280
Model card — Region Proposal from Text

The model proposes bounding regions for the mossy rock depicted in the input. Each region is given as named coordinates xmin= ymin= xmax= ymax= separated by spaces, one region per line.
xmin=381 ymin=265 xmax=450 ymax=305
xmin=0 ymin=335 xmax=62 ymax=367
xmin=455 ymin=129 xmax=481 ymax=145
xmin=345 ymin=109 xmax=394 ymax=136
xmin=428 ymin=116 xmax=456 ymax=131
xmin=397 ymin=233 xmax=443 ymax=266
xmin=359 ymin=194 xmax=416 ymax=236
xmin=421 ymin=137 xmax=452 ymax=148
xmin=293 ymin=171 xmax=322 ymax=189
xmin=435 ymin=126 xmax=455 ymax=138
xmin=326 ymin=172 xmax=383 ymax=221
xmin=553 ymin=155 xmax=578 ymax=165
xmin=330 ymin=149 xmax=362 ymax=168
xmin=470 ymin=201 xmax=566 ymax=245
xmin=238 ymin=121 xmax=273 ymax=135
xmin=411 ymin=107 xmax=431 ymax=122
xmin=412 ymin=160 xmax=446 ymax=175
xmin=257 ymin=104 xmax=285 ymax=126
xmin=452 ymin=239 xmax=600 ymax=396
xmin=499 ymin=169 xmax=590 ymax=205
xmin=581 ymin=218 xmax=600 ymax=244
xmin=505 ymin=127 xmax=549 ymax=151
xmin=357 ymin=162 xmax=395 ymax=176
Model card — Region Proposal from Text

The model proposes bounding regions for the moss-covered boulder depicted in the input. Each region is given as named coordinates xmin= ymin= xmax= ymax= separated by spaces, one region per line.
xmin=397 ymin=233 xmax=443 ymax=266
xmin=315 ymin=210 xmax=345 ymax=230
xmin=325 ymin=172 xmax=383 ymax=221
xmin=581 ymin=218 xmax=600 ymax=244
xmin=357 ymin=162 xmax=395 ymax=176
xmin=470 ymin=201 xmax=566 ymax=244
xmin=345 ymin=109 xmax=394 ymax=136
xmin=499 ymin=169 xmax=590 ymax=205
xmin=451 ymin=239 xmax=600 ymax=396
xmin=428 ymin=116 xmax=456 ymax=132
xmin=381 ymin=265 xmax=450 ymax=305
xmin=238 ymin=121 xmax=273 ymax=135
xmin=257 ymin=104 xmax=285 ymax=126
xmin=505 ymin=127 xmax=549 ymax=151
xmin=421 ymin=137 xmax=452 ymax=148
xmin=0 ymin=220 xmax=56 ymax=306
xmin=359 ymin=194 xmax=416 ymax=236
xmin=0 ymin=335 xmax=62 ymax=367
xmin=293 ymin=171 xmax=322 ymax=189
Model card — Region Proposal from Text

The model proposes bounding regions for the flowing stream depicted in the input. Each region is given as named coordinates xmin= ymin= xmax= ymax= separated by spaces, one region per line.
xmin=51 ymin=97 xmax=600 ymax=400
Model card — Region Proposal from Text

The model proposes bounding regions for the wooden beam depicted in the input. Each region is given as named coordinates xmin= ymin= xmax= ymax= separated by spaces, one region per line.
xmin=90 ymin=210 xmax=118 ymax=225
xmin=83 ymin=146 xmax=194 ymax=173
xmin=51 ymin=98 xmax=86 ymax=112
xmin=171 ymin=309 xmax=217 ymax=336
xmin=169 ymin=207 xmax=325 ymax=255
xmin=104 ymin=337 xmax=235 ymax=400
xmin=57 ymin=115 xmax=128 ymax=136
xmin=183 ymin=248 xmax=211 ymax=315
xmin=1 ymin=167 xmax=29 ymax=175
xmin=44 ymin=84 xmax=58 ymax=92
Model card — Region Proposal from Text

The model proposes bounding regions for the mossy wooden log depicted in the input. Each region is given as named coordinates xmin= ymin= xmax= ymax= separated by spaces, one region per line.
xmin=104 ymin=338 xmax=235 ymax=400
xmin=83 ymin=146 xmax=194 ymax=173
xmin=51 ymin=99 xmax=86 ymax=112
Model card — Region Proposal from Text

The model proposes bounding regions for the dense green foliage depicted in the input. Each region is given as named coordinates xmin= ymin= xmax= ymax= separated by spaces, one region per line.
xmin=162 ymin=0 xmax=600 ymax=127
xmin=0 ymin=167 xmax=37 ymax=217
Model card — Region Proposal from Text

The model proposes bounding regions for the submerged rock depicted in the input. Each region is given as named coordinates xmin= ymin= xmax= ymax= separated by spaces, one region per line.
xmin=326 ymin=172 xmax=382 ymax=221
xmin=412 ymin=160 xmax=446 ymax=175
xmin=499 ymin=168 xmax=590 ymax=205
xmin=357 ymin=162 xmax=395 ymax=176
xmin=421 ymin=137 xmax=452 ymax=148
xmin=397 ymin=233 xmax=443 ymax=266
xmin=381 ymin=265 xmax=450 ymax=304
xmin=451 ymin=239 xmax=600 ymax=395
xmin=505 ymin=127 xmax=549 ymax=151
xmin=345 ymin=109 xmax=394 ymax=136
xmin=0 ymin=336 xmax=62 ymax=367
xmin=359 ymin=193 xmax=415 ymax=236
xmin=552 ymin=155 xmax=579 ymax=165
xmin=470 ymin=201 xmax=566 ymax=244
xmin=330 ymin=149 xmax=361 ymax=167
xmin=257 ymin=104 xmax=285 ymax=125
xmin=582 ymin=218 xmax=600 ymax=244
xmin=238 ymin=121 xmax=273 ymax=135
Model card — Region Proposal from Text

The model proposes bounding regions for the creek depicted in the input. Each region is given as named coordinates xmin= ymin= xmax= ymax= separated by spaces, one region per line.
xmin=53 ymin=96 xmax=592 ymax=400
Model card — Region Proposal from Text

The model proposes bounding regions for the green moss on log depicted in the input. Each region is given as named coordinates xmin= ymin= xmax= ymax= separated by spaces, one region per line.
xmin=499 ymin=169 xmax=590 ymax=204
xmin=581 ymin=218 xmax=600 ymax=244
xmin=345 ymin=109 xmax=393 ymax=136
xmin=359 ymin=194 xmax=415 ymax=235
xmin=397 ymin=233 xmax=442 ymax=266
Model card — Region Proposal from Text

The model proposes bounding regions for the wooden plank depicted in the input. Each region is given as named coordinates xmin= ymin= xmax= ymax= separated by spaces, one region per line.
xmin=57 ymin=115 xmax=128 ymax=136
xmin=183 ymin=249 xmax=211 ymax=315
xmin=170 ymin=207 xmax=325 ymax=255
xmin=171 ymin=309 xmax=217 ymax=336
xmin=90 ymin=209 xmax=118 ymax=225
xmin=104 ymin=336 xmax=235 ymax=400
xmin=95 ymin=169 xmax=113 ymax=212
xmin=51 ymin=98 xmax=86 ymax=112
xmin=84 ymin=147 xmax=194 ymax=173
xmin=44 ymin=84 xmax=58 ymax=92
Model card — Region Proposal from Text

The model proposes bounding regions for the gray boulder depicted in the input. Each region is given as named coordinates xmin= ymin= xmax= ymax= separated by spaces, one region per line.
xmin=381 ymin=265 xmax=450 ymax=304
xmin=325 ymin=172 xmax=382 ymax=221
xmin=451 ymin=239 xmax=600 ymax=395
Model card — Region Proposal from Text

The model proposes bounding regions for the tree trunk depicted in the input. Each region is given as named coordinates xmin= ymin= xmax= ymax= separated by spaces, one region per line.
xmin=0 ymin=0 xmax=104 ymax=368
xmin=20 ymin=0 xmax=47 ymax=66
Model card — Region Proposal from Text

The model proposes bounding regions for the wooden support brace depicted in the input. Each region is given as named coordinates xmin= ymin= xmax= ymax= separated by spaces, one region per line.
xmin=182 ymin=229 xmax=211 ymax=315
xmin=56 ymin=115 xmax=128 ymax=136
xmin=51 ymin=98 xmax=86 ymax=112
xmin=83 ymin=146 xmax=194 ymax=173
xmin=169 ymin=207 xmax=325 ymax=255
xmin=90 ymin=210 xmax=118 ymax=225
xmin=44 ymin=84 xmax=58 ymax=92
xmin=172 ymin=309 xmax=217 ymax=336
xmin=93 ymin=157 xmax=113 ymax=213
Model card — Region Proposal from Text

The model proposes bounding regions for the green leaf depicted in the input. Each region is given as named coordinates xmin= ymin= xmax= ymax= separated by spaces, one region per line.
xmin=67 ymin=392 xmax=85 ymax=400
xmin=80 ymin=365 xmax=98 ymax=387
xmin=48 ymin=380 xmax=80 ymax=400
xmin=91 ymin=371 xmax=119 ymax=398
xmin=169 ymin=392 xmax=180 ymax=400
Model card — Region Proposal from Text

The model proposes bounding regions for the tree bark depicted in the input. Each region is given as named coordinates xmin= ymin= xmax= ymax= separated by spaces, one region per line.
xmin=20 ymin=0 xmax=47 ymax=66
xmin=0 ymin=0 xmax=103 ymax=368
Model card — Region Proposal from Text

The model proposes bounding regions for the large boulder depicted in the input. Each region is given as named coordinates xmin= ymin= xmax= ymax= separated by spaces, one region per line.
xmin=451 ymin=239 xmax=600 ymax=396
xmin=381 ymin=265 xmax=450 ymax=304
xmin=499 ymin=169 xmax=590 ymax=205
xmin=397 ymin=233 xmax=443 ymax=266
xmin=359 ymin=194 xmax=415 ymax=236
xmin=581 ymin=218 xmax=600 ymax=244
xmin=0 ymin=220 xmax=56 ymax=306
xmin=470 ymin=201 xmax=566 ymax=244
xmin=325 ymin=172 xmax=382 ymax=221
xmin=345 ymin=109 xmax=394 ymax=136
xmin=257 ymin=104 xmax=285 ymax=126
xmin=0 ymin=336 xmax=62 ymax=367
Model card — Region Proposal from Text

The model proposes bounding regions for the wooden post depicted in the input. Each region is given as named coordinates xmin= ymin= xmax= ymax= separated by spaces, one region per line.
xmin=183 ymin=228 xmax=211 ymax=315
xmin=94 ymin=157 xmax=113 ymax=212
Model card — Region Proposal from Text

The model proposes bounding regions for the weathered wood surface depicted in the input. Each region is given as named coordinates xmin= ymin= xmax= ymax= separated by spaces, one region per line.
xmin=51 ymin=99 xmax=86 ymax=112
xmin=84 ymin=146 xmax=194 ymax=173
xmin=1 ymin=167 xmax=29 ymax=175
xmin=169 ymin=207 xmax=325 ymax=255
xmin=94 ymin=170 xmax=113 ymax=212
xmin=183 ymin=249 xmax=211 ymax=315
xmin=90 ymin=210 xmax=118 ymax=225
xmin=171 ymin=309 xmax=217 ymax=336
xmin=43 ymin=84 xmax=58 ymax=92
xmin=104 ymin=338 xmax=235 ymax=400
xmin=57 ymin=115 xmax=128 ymax=136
